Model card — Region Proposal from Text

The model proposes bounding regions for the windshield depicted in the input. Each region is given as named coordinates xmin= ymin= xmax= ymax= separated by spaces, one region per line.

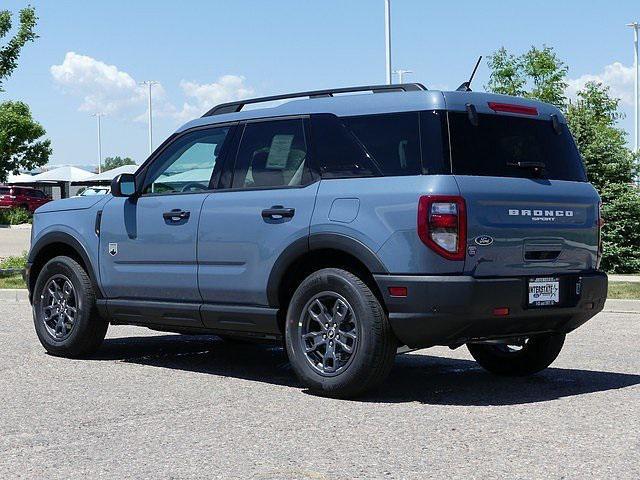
xmin=448 ymin=112 xmax=587 ymax=181
xmin=79 ymin=187 xmax=109 ymax=196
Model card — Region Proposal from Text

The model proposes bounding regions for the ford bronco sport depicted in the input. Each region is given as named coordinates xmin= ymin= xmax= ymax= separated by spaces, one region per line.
xmin=27 ymin=84 xmax=607 ymax=398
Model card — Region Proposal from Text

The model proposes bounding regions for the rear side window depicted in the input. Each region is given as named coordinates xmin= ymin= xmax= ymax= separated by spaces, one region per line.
xmin=310 ymin=114 xmax=377 ymax=178
xmin=232 ymin=118 xmax=310 ymax=189
xmin=342 ymin=112 xmax=421 ymax=176
xmin=311 ymin=111 xmax=448 ymax=178
xmin=448 ymin=112 xmax=587 ymax=181
xmin=0 ymin=187 xmax=10 ymax=195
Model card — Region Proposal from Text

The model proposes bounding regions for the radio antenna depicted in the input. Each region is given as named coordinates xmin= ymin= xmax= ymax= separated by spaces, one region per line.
xmin=456 ymin=56 xmax=483 ymax=92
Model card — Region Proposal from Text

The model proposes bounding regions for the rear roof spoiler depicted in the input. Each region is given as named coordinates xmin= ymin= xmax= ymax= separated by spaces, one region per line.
xmin=202 ymin=83 xmax=427 ymax=117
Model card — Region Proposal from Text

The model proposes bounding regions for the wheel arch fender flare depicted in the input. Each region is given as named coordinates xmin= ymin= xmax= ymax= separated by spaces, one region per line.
xmin=266 ymin=233 xmax=388 ymax=307
xmin=28 ymin=231 xmax=103 ymax=301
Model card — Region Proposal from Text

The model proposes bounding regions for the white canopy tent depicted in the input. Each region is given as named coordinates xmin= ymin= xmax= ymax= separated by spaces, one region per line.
xmin=5 ymin=172 xmax=37 ymax=183
xmin=78 ymin=164 xmax=139 ymax=184
xmin=25 ymin=166 xmax=94 ymax=183
xmin=9 ymin=166 xmax=93 ymax=198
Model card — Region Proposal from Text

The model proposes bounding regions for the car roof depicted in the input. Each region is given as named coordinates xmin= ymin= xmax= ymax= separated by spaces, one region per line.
xmin=176 ymin=90 xmax=566 ymax=134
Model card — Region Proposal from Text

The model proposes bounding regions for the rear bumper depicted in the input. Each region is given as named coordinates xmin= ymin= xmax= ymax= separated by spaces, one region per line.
xmin=375 ymin=272 xmax=607 ymax=348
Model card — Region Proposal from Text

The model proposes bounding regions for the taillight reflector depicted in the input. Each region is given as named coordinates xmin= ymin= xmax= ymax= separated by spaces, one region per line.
xmin=488 ymin=102 xmax=538 ymax=116
xmin=388 ymin=286 xmax=408 ymax=297
xmin=417 ymin=195 xmax=467 ymax=261
xmin=596 ymin=202 xmax=603 ymax=269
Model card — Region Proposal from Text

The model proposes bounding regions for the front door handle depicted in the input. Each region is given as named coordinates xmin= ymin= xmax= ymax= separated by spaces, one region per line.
xmin=261 ymin=206 xmax=295 ymax=220
xmin=163 ymin=209 xmax=190 ymax=222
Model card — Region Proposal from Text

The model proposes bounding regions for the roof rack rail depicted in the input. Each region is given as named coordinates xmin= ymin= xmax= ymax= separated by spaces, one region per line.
xmin=202 ymin=83 xmax=427 ymax=117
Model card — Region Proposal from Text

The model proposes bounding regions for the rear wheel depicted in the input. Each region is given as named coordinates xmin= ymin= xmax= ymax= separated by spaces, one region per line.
xmin=467 ymin=333 xmax=565 ymax=376
xmin=33 ymin=256 xmax=108 ymax=357
xmin=285 ymin=268 xmax=396 ymax=398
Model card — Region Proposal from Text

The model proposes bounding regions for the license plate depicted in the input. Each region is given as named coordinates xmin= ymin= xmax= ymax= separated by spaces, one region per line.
xmin=528 ymin=277 xmax=560 ymax=306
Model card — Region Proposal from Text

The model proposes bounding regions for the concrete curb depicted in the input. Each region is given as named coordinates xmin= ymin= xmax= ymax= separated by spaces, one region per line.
xmin=608 ymin=275 xmax=640 ymax=283
xmin=0 ymin=224 xmax=32 ymax=229
xmin=0 ymin=289 xmax=29 ymax=303
xmin=1 ymin=289 xmax=639 ymax=314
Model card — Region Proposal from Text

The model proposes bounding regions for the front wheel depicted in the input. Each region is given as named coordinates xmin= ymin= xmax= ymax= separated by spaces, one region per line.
xmin=285 ymin=268 xmax=396 ymax=398
xmin=467 ymin=333 xmax=565 ymax=376
xmin=33 ymin=256 xmax=108 ymax=357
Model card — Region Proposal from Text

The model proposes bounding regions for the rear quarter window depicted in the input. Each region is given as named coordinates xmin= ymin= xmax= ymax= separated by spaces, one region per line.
xmin=310 ymin=111 xmax=448 ymax=178
xmin=342 ymin=112 xmax=421 ymax=176
xmin=448 ymin=112 xmax=587 ymax=182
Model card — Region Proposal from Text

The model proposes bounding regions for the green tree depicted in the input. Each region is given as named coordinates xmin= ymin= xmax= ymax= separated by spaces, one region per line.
xmin=565 ymin=82 xmax=640 ymax=272
xmin=0 ymin=100 xmax=51 ymax=182
xmin=103 ymin=156 xmax=135 ymax=171
xmin=0 ymin=6 xmax=37 ymax=93
xmin=486 ymin=47 xmax=526 ymax=97
xmin=486 ymin=45 xmax=568 ymax=109
xmin=0 ymin=6 xmax=50 ymax=180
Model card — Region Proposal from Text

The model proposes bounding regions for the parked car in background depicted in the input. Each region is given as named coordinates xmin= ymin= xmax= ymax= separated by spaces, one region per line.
xmin=76 ymin=186 xmax=110 ymax=197
xmin=0 ymin=185 xmax=51 ymax=213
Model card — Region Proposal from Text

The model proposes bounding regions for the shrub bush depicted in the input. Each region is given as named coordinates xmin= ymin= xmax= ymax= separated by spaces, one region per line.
xmin=0 ymin=251 xmax=28 ymax=270
xmin=0 ymin=207 xmax=32 ymax=225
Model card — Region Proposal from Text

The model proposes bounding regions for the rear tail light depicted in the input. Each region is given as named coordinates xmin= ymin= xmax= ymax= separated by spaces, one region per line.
xmin=596 ymin=201 xmax=603 ymax=268
xmin=488 ymin=102 xmax=538 ymax=116
xmin=418 ymin=195 xmax=467 ymax=261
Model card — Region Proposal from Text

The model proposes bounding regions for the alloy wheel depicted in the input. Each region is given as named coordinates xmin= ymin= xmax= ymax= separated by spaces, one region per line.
xmin=40 ymin=274 xmax=78 ymax=340
xmin=299 ymin=291 xmax=359 ymax=376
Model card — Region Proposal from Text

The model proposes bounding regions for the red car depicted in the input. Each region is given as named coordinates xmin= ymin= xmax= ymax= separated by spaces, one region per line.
xmin=0 ymin=185 xmax=52 ymax=213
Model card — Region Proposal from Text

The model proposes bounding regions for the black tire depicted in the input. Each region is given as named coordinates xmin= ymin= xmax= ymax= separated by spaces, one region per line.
xmin=467 ymin=333 xmax=565 ymax=376
xmin=33 ymin=256 xmax=108 ymax=357
xmin=285 ymin=268 xmax=396 ymax=398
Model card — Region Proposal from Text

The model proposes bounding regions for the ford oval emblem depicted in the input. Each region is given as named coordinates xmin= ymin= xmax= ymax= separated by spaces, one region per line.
xmin=474 ymin=235 xmax=494 ymax=246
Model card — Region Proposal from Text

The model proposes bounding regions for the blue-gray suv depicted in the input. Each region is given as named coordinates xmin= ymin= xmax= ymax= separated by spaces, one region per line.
xmin=27 ymin=84 xmax=608 ymax=398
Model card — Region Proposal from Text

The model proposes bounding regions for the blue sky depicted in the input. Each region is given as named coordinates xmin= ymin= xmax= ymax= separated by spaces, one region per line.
xmin=2 ymin=0 xmax=639 ymax=168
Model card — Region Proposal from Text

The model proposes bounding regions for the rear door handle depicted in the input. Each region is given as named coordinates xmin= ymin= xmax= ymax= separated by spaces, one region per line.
xmin=163 ymin=209 xmax=190 ymax=222
xmin=261 ymin=206 xmax=295 ymax=220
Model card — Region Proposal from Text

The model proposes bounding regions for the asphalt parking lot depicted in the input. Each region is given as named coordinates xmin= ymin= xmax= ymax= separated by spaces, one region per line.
xmin=0 ymin=226 xmax=30 ymax=260
xmin=1 ymin=301 xmax=638 ymax=479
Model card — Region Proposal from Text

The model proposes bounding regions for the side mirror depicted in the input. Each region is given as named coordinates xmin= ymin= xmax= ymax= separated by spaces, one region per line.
xmin=111 ymin=173 xmax=137 ymax=197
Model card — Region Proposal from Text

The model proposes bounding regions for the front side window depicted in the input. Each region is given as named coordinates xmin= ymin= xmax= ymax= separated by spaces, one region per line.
xmin=232 ymin=118 xmax=309 ymax=189
xmin=142 ymin=126 xmax=231 ymax=195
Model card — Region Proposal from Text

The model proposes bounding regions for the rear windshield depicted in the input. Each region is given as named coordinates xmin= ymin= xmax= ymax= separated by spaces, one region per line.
xmin=0 ymin=187 xmax=9 ymax=194
xmin=448 ymin=112 xmax=587 ymax=181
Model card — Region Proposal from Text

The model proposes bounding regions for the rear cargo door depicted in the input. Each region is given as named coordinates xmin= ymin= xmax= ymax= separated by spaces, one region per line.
xmin=447 ymin=107 xmax=600 ymax=277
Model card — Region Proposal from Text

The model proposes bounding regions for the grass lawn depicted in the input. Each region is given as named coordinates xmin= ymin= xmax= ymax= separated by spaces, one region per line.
xmin=607 ymin=281 xmax=640 ymax=299
xmin=1 ymin=275 xmax=640 ymax=299
xmin=0 ymin=274 xmax=26 ymax=289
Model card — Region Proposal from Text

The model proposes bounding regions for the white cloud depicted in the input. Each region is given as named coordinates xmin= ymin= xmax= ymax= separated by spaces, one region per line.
xmin=51 ymin=53 xmax=254 ymax=122
xmin=50 ymin=52 xmax=162 ymax=115
xmin=175 ymin=75 xmax=255 ymax=121
xmin=566 ymin=62 xmax=635 ymax=105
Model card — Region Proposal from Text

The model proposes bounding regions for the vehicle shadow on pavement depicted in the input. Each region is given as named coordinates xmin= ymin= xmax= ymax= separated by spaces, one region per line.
xmin=89 ymin=334 xmax=640 ymax=405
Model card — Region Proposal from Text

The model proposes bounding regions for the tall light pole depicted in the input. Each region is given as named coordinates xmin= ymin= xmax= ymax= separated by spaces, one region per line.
xmin=140 ymin=80 xmax=158 ymax=156
xmin=393 ymin=69 xmax=413 ymax=84
xmin=92 ymin=113 xmax=105 ymax=174
xmin=627 ymin=22 xmax=639 ymax=154
xmin=384 ymin=0 xmax=392 ymax=85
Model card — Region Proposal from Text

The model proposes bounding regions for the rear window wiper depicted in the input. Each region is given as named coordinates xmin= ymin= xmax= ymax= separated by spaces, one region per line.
xmin=507 ymin=161 xmax=546 ymax=170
